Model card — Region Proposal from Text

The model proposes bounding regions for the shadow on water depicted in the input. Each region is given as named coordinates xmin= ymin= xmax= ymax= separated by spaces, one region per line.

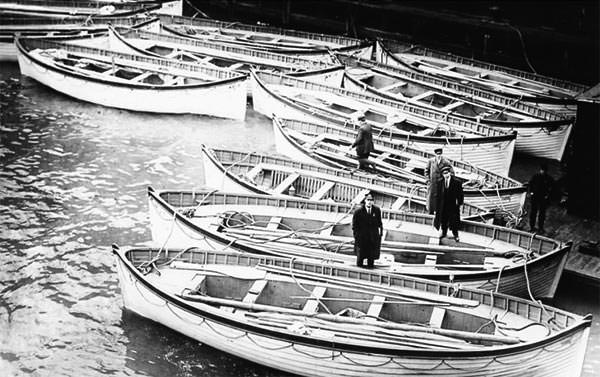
xmin=120 ymin=310 xmax=292 ymax=377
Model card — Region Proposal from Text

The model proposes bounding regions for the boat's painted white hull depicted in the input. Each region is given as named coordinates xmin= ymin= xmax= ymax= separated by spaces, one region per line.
xmin=201 ymin=152 xmax=260 ymax=194
xmin=152 ymin=0 xmax=182 ymax=16
xmin=148 ymin=189 xmax=568 ymax=298
xmin=253 ymin=72 xmax=514 ymax=175
xmin=512 ymin=123 xmax=573 ymax=161
xmin=17 ymin=48 xmax=247 ymax=119
xmin=115 ymin=254 xmax=589 ymax=377
xmin=271 ymin=116 xmax=526 ymax=215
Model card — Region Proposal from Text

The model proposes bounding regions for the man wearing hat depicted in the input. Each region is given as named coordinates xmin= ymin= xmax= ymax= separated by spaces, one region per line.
xmin=434 ymin=166 xmax=464 ymax=241
xmin=352 ymin=191 xmax=383 ymax=268
xmin=349 ymin=113 xmax=375 ymax=171
xmin=528 ymin=162 xmax=554 ymax=233
xmin=425 ymin=147 xmax=454 ymax=214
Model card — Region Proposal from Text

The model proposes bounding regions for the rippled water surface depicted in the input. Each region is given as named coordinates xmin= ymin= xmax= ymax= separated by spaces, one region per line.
xmin=0 ymin=62 xmax=597 ymax=377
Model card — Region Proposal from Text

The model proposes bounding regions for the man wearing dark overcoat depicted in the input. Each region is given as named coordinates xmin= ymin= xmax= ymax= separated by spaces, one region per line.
xmin=350 ymin=114 xmax=375 ymax=171
xmin=434 ymin=166 xmax=464 ymax=242
xmin=352 ymin=192 xmax=383 ymax=268
xmin=528 ymin=162 xmax=554 ymax=233
xmin=425 ymin=147 xmax=454 ymax=214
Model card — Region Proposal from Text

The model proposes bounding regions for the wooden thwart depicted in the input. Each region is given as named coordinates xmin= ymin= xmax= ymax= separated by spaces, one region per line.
xmin=302 ymin=286 xmax=326 ymax=313
xmin=273 ymin=173 xmax=300 ymax=194
xmin=366 ymin=295 xmax=386 ymax=322
xmin=243 ymin=279 xmax=268 ymax=304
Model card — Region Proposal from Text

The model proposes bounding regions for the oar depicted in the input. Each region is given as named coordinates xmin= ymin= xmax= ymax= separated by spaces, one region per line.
xmin=255 ymin=263 xmax=480 ymax=307
xmin=289 ymin=296 xmax=450 ymax=305
xmin=244 ymin=313 xmax=480 ymax=350
xmin=222 ymin=226 xmax=497 ymax=254
xmin=179 ymin=292 xmax=521 ymax=345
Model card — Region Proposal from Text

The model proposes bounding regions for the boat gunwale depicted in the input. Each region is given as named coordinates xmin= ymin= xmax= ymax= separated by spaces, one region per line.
xmin=149 ymin=187 xmax=567 ymax=280
xmin=375 ymin=40 xmax=581 ymax=105
xmin=252 ymin=69 xmax=517 ymax=143
xmin=342 ymin=69 xmax=574 ymax=129
xmin=114 ymin=243 xmax=591 ymax=358
xmin=16 ymin=37 xmax=247 ymax=90
xmin=159 ymin=14 xmax=365 ymax=46
xmin=338 ymin=51 xmax=574 ymax=125
xmin=272 ymin=116 xmax=526 ymax=195
xmin=202 ymin=145 xmax=492 ymax=218
xmin=114 ymin=25 xmax=343 ymax=71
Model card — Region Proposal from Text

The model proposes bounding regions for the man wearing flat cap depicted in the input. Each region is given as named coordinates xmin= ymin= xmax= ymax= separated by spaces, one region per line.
xmin=425 ymin=147 xmax=454 ymax=214
xmin=434 ymin=165 xmax=464 ymax=242
xmin=349 ymin=113 xmax=376 ymax=171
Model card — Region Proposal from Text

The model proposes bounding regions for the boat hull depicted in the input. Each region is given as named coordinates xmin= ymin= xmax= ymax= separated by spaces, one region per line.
xmin=147 ymin=189 xmax=567 ymax=299
xmin=270 ymin=117 xmax=527 ymax=216
xmin=252 ymin=70 xmax=515 ymax=175
xmin=115 ymin=247 xmax=589 ymax=377
xmin=16 ymin=42 xmax=247 ymax=119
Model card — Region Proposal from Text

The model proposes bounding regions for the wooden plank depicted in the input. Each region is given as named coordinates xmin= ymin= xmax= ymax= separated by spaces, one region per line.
xmin=410 ymin=90 xmax=435 ymax=102
xmin=189 ymin=275 xmax=206 ymax=294
xmin=229 ymin=62 xmax=244 ymax=70
xmin=375 ymin=152 xmax=391 ymax=161
xmin=365 ymin=295 xmax=386 ymax=322
xmin=429 ymin=307 xmax=446 ymax=328
xmin=391 ymin=197 xmax=407 ymax=210
xmin=266 ymin=216 xmax=282 ymax=231
xmin=424 ymin=255 xmax=438 ymax=265
xmin=309 ymin=181 xmax=335 ymax=201
xmin=302 ymin=286 xmax=327 ymax=313
xmin=320 ymin=223 xmax=334 ymax=236
xmin=131 ymin=71 xmax=153 ymax=82
xmin=352 ymin=189 xmax=371 ymax=204
xmin=273 ymin=173 xmax=299 ymax=194
xmin=242 ymin=279 xmax=268 ymax=304
xmin=245 ymin=164 xmax=264 ymax=181
xmin=380 ymin=82 xmax=407 ymax=93
xmin=440 ymin=100 xmax=465 ymax=112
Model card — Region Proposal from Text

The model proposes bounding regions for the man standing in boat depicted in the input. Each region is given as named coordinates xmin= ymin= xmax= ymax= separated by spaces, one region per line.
xmin=434 ymin=166 xmax=464 ymax=242
xmin=528 ymin=162 xmax=554 ymax=234
xmin=349 ymin=113 xmax=376 ymax=171
xmin=425 ymin=147 xmax=454 ymax=214
xmin=352 ymin=192 xmax=383 ymax=268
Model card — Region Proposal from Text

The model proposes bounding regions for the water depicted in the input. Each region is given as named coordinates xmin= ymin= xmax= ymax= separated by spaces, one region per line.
xmin=0 ymin=61 xmax=597 ymax=376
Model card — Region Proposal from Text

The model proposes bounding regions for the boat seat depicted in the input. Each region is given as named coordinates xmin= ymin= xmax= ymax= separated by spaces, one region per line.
xmin=305 ymin=134 xmax=328 ymax=149
xmin=101 ymin=67 xmax=118 ymax=76
xmin=441 ymin=101 xmax=465 ymax=112
xmin=164 ymin=50 xmax=181 ymax=59
xmin=302 ymin=286 xmax=327 ymax=313
xmin=242 ymin=279 xmax=268 ymax=304
xmin=131 ymin=71 xmax=153 ymax=82
xmin=411 ymin=90 xmax=435 ymax=102
xmin=379 ymin=82 xmax=407 ymax=93
xmin=320 ymin=223 xmax=334 ymax=236
xmin=273 ymin=173 xmax=300 ymax=194
xmin=266 ymin=216 xmax=282 ymax=231
xmin=365 ymin=295 xmax=386 ymax=322
xmin=375 ymin=152 xmax=391 ymax=161
xmin=229 ymin=63 xmax=244 ymax=70
xmin=424 ymin=255 xmax=438 ymax=266
xmin=245 ymin=164 xmax=264 ymax=181
xmin=429 ymin=307 xmax=446 ymax=328
xmin=309 ymin=181 xmax=335 ymax=201
xmin=164 ymin=76 xmax=184 ymax=86
xmin=189 ymin=275 xmax=206 ymax=295
xmin=351 ymin=189 xmax=371 ymax=205
xmin=391 ymin=197 xmax=407 ymax=211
